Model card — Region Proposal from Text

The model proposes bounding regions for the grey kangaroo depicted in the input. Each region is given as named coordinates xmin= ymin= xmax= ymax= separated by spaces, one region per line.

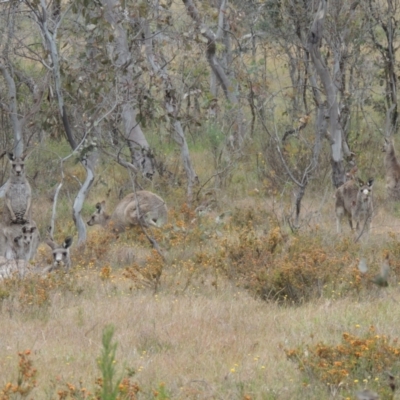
xmin=382 ymin=137 xmax=400 ymax=199
xmin=87 ymin=191 xmax=168 ymax=234
xmin=3 ymin=152 xmax=32 ymax=225
xmin=45 ymin=236 xmax=73 ymax=272
xmin=335 ymin=177 xmax=374 ymax=235
xmin=0 ymin=222 xmax=40 ymax=261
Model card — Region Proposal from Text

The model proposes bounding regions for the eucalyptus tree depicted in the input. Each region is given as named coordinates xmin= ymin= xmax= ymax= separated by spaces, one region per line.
xmin=182 ymin=0 xmax=247 ymax=150
xmin=362 ymin=0 xmax=400 ymax=136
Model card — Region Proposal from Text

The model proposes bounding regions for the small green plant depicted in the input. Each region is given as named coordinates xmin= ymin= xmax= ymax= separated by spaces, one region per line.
xmin=97 ymin=325 xmax=122 ymax=400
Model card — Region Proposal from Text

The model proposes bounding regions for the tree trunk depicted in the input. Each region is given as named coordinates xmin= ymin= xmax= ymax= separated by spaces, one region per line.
xmin=141 ymin=20 xmax=198 ymax=203
xmin=102 ymin=0 xmax=155 ymax=179
xmin=182 ymin=0 xmax=246 ymax=149
xmin=307 ymin=0 xmax=345 ymax=188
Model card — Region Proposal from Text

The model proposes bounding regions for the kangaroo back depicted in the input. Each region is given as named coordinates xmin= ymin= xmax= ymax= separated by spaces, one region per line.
xmin=382 ymin=138 xmax=400 ymax=199
xmin=0 ymin=256 xmax=29 ymax=280
xmin=121 ymin=191 xmax=168 ymax=228
xmin=335 ymin=178 xmax=359 ymax=233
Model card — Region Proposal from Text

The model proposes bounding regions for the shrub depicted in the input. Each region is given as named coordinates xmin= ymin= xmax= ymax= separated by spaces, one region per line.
xmin=285 ymin=326 xmax=400 ymax=397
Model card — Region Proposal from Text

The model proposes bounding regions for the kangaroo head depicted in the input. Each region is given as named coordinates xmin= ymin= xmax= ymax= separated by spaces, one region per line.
xmin=46 ymin=236 xmax=73 ymax=271
xmin=21 ymin=225 xmax=36 ymax=246
xmin=87 ymin=201 xmax=109 ymax=226
xmin=357 ymin=178 xmax=374 ymax=202
xmin=7 ymin=152 xmax=26 ymax=178
xmin=11 ymin=228 xmax=31 ymax=259
xmin=382 ymin=137 xmax=393 ymax=153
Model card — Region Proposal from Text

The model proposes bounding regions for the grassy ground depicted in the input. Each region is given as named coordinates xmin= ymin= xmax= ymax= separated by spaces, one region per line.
xmin=1 ymin=271 xmax=400 ymax=399
xmin=1 ymin=141 xmax=400 ymax=399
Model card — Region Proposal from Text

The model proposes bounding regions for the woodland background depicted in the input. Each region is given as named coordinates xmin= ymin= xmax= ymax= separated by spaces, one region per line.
xmin=1 ymin=1 xmax=400 ymax=399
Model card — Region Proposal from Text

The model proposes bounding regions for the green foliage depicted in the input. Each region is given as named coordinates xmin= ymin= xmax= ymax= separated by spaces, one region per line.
xmin=97 ymin=325 xmax=121 ymax=400
xmin=285 ymin=327 xmax=400 ymax=398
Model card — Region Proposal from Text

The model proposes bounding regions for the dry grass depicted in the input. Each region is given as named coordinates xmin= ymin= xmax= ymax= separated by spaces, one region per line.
xmin=2 ymin=146 xmax=400 ymax=398
xmin=1 ymin=271 xmax=400 ymax=399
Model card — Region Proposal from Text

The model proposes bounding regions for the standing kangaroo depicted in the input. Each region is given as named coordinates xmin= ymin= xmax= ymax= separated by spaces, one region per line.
xmin=87 ymin=191 xmax=168 ymax=233
xmin=382 ymin=137 xmax=400 ymax=199
xmin=335 ymin=176 xmax=374 ymax=235
xmin=3 ymin=152 xmax=32 ymax=225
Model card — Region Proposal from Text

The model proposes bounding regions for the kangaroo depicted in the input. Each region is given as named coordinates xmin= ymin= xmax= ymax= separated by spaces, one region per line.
xmin=345 ymin=165 xmax=358 ymax=181
xmin=3 ymin=152 xmax=32 ymax=225
xmin=353 ymin=178 xmax=374 ymax=235
xmin=335 ymin=176 xmax=374 ymax=234
xmin=45 ymin=236 xmax=73 ymax=272
xmin=87 ymin=191 xmax=168 ymax=233
xmin=0 ymin=222 xmax=40 ymax=261
xmin=0 ymin=256 xmax=29 ymax=280
xmin=382 ymin=137 xmax=400 ymax=199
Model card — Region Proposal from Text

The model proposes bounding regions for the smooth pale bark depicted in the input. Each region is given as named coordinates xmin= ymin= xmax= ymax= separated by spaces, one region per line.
xmin=102 ymin=0 xmax=155 ymax=178
xmin=0 ymin=64 xmax=23 ymax=157
xmin=72 ymin=158 xmax=95 ymax=246
xmin=142 ymin=20 xmax=198 ymax=203
xmin=28 ymin=0 xmax=95 ymax=244
xmin=1 ymin=2 xmax=24 ymax=157
xmin=307 ymin=0 xmax=344 ymax=188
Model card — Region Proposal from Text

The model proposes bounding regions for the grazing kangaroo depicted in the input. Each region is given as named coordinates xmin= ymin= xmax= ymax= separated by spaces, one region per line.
xmin=3 ymin=152 xmax=32 ymax=225
xmin=382 ymin=137 xmax=400 ymax=199
xmin=45 ymin=236 xmax=73 ymax=272
xmin=87 ymin=191 xmax=168 ymax=233
xmin=335 ymin=176 xmax=374 ymax=235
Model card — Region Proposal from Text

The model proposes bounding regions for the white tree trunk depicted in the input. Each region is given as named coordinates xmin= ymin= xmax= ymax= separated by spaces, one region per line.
xmin=308 ymin=0 xmax=344 ymax=187
xmin=102 ymin=0 xmax=155 ymax=178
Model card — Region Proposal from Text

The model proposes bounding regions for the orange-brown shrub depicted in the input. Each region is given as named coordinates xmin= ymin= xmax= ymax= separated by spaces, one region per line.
xmin=285 ymin=326 xmax=400 ymax=397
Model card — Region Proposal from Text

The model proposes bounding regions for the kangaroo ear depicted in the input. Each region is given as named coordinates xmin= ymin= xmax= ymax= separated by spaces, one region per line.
xmin=95 ymin=201 xmax=106 ymax=212
xmin=14 ymin=235 xmax=22 ymax=243
xmin=63 ymin=237 xmax=73 ymax=249
xmin=367 ymin=178 xmax=374 ymax=187
xmin=22 ymin=226 xmax=27 ymax=233
xmin=356 ymin=177 xmax=365 ymax=187
xmin=45 ymin=239 xmax=58 ymax=250
xmin=7 ymin=152 xmax=15 ymax=161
